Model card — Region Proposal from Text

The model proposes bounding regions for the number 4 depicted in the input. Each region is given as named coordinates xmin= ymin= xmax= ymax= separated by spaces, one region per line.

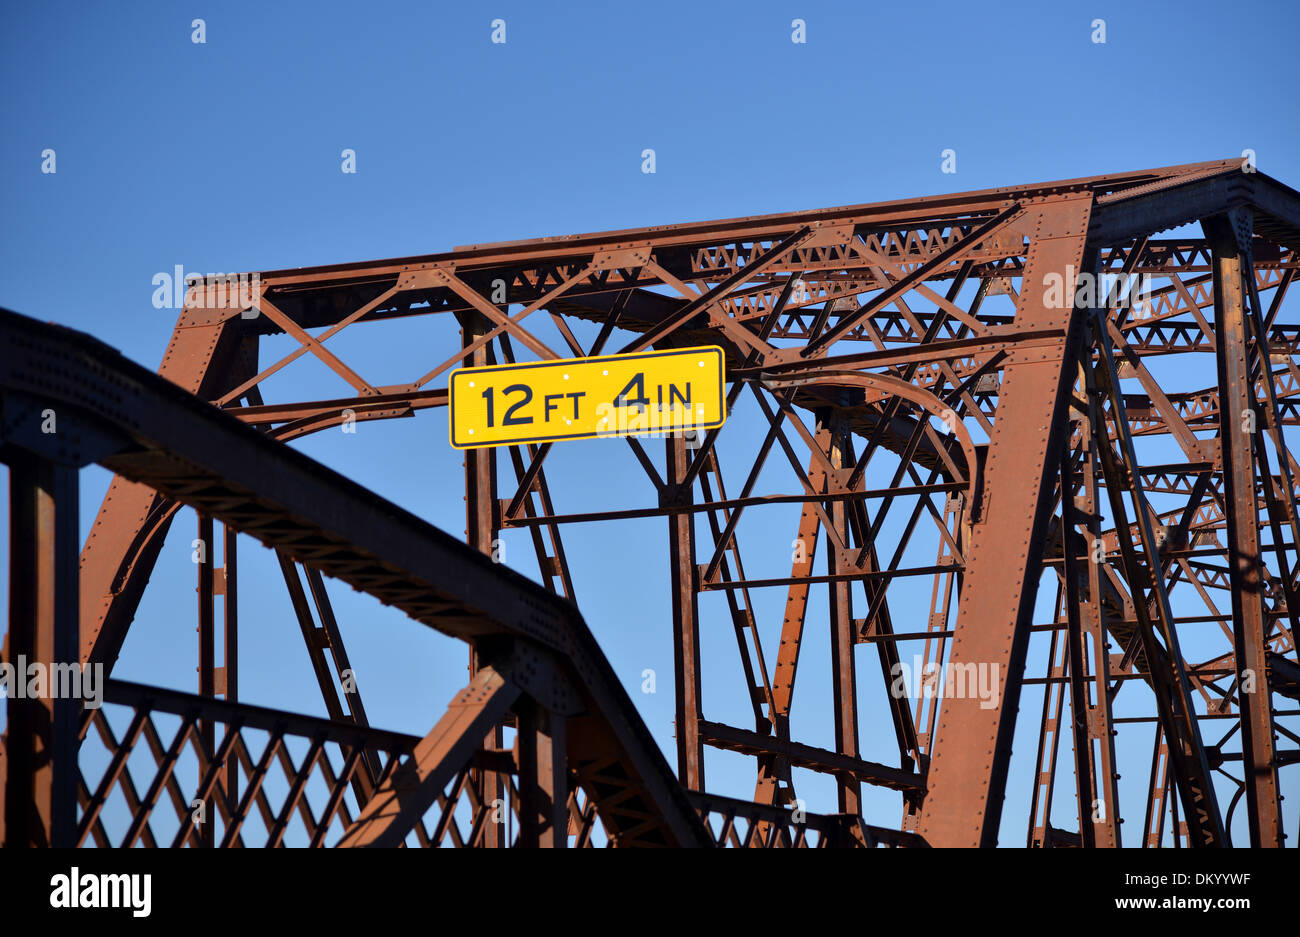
xmin=615 ymin=372 xmax=649 ymax=410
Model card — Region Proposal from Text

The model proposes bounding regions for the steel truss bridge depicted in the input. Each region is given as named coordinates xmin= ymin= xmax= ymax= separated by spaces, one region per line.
xmin=3 ymin=159 xmax=1300 ymax=847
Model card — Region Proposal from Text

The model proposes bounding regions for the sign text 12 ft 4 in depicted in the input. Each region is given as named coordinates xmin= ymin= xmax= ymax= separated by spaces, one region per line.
xmin=449 ymin=346 xmax=726 ymax=449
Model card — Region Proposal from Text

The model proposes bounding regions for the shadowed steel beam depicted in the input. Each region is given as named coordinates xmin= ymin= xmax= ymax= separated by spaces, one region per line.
xmin=667 ymin=434 xmax=704 ymax=790
xmin=4 ymin=454 xmax=80 ymax=847
xmin=1206 ymin=211 xmax=1284 ymax=847
xmin=0 ymin=307 xmax=714 ymax=848
xmin=337 ymin=666 xmax=520 ymax=848
xmin=700 ymin=720 xmax=921 ymax=791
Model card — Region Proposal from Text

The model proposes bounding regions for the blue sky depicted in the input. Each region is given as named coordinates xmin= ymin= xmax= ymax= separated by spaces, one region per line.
xmin=2 ymin=0 xmax=1298 ymax=845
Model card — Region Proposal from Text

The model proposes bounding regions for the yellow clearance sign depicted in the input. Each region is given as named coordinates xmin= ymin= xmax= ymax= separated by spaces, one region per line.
xmin=449 ymin=346 xmax=726 ymax=449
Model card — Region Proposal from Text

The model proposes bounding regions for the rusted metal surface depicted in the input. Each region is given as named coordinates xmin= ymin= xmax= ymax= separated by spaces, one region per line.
xmin=4 ymin=159 xmax=1300 ymax=846
xmin=1206 ymin=212 xmax=1285 ymax=847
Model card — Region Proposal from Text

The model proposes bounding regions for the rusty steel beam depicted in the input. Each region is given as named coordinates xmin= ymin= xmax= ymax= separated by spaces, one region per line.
xmin=1206 ymin=211 xmax=1284 ymax=847
xmin=666 ymin=433 xmax=705 ymax=790
xmin=4 ymin=453 xmax=80 ymax=847
xmin=918 ymin=194 xmax=1094 ymax=846
xmin=7 ymin=160 xmax=1300 ymax=848
xmin=0 ymin=307 xmax=713 ymax=847
xmin=338 ymin=665 xmax=520 ymax=848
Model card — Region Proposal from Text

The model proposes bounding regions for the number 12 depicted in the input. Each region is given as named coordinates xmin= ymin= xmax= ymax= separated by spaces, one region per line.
xmin=482 ymin=384 xmax=534 ymax=427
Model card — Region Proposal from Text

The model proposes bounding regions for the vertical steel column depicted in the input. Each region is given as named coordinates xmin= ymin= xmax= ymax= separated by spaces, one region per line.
xmin=461 ymin=309 xmax=503 ymax=845
xmin=667 ymin=432 xmax=704 ymax=789
xmin=1027 ymin=593 xmax=1068 ymax=847
xmin=1060 ymin=449 xmax=1097 ymax=847
xmin=196 ymin=511 xmax=216 ymax=847
xmin=1075 ymin=413 xmax=1122 ymax=847
xmin=463 ymin=310 xmax=499 ymax=559
xmin=758 ymin=430 xmax=828 ymax=807
xmin=222 ymin=524 xmax=239 ymax=830
xmin=826 ymin=412 xmax=861 ymax=814
xmin=1205 ymin=211 xmax=1283 ymax=847
xmin=1147 ymin=732 xmax=1187 ymax=847
xmin=903 ymin=492 xmax=962 ymax=832
xmin=515 ymin=699 xmax=568 ymax=848
xmin=1086 ymin=310 xmax=1224 ymax=847
xmin=920 ymin=195 xmax=1093 ymax=846
xmin=5 ymin=454 xmax=79 ymax=847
